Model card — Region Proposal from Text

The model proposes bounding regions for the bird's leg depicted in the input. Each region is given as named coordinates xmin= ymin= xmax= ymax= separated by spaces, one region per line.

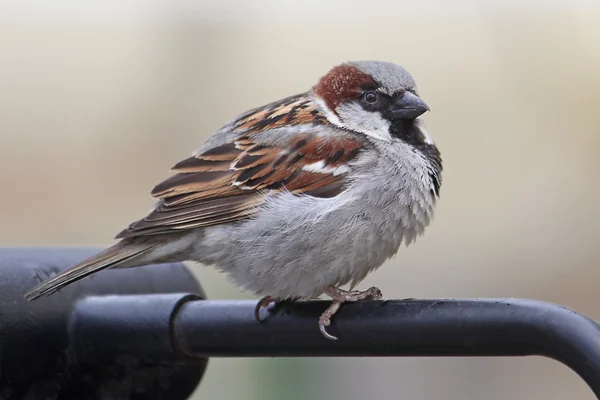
xmin=254 ymin=295 xmax=280 ymax=322
xmin=319 ymin=285 xmax=383 ymax=340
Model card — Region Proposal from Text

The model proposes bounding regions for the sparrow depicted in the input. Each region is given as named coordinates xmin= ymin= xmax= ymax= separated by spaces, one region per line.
xmin=25 ymin=61 xmax=442 ymax=340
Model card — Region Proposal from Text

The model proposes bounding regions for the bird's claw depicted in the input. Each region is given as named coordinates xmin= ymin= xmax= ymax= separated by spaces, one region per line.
xmin=318 ymin=285 xmax=383 ymax=341
xmin=254 ymin=296 xmax=278 ymax=323
xmin=363 ymin=286 xmax=383 ymax=301
xmin=319 ymin=315 xmax=339 ymax=340
xmin=255 ymin=287 xmax=382 ymax=341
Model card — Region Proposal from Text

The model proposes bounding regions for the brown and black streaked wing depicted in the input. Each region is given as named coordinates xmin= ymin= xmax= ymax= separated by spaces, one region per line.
xmin=116 ymin=133 xmax=362 ymax=238
xmin=229 ymin=93 xmax=328 ymax=133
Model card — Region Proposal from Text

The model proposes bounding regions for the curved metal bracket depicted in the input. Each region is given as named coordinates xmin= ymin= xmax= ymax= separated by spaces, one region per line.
xmin=72 ymin=296 xmax=600 ymax=398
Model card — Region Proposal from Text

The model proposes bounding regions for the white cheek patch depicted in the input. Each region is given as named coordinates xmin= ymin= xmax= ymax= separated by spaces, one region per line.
xmin=414 ymin=116 xmax=434 ymax=145
xmin=302 ymin=160 xmax=350 ymax=176
xmin=335 ymin=102 xmax=393 ymax=142
xmin=313 ymin=94 xmax=393 ymax=142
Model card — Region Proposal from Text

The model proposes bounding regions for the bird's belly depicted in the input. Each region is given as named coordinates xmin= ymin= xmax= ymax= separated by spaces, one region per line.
xmin=193 ymin=193 xmax=413 ymax=299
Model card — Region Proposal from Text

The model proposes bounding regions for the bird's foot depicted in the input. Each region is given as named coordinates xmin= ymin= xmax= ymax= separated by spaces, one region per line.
xmin=319 ymin=285 xmax=383 ymax=340
xmin=254 ymin=295 xmax=280 ymax=323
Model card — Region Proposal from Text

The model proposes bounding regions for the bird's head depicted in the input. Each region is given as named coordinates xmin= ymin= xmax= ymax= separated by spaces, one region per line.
xmin=312 ymin=60 xmax=433 ymax=146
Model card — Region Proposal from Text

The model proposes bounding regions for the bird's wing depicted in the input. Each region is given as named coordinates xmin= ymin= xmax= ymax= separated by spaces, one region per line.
xmin=116 ymin=95 xmax=363 ymax=238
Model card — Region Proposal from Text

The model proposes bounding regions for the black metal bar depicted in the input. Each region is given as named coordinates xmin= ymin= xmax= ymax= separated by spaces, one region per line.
xmin=72 ymin=296 xmax=600 ymax=398
xmin=71 ymin=293 xmax=203 ymax=361
xmin=0 ymin=248 xmax=207 ymax=400
xmin=12 ymin=248 xmax=600 ymax=399
xmin=173 ymin=298 xmax=600 ymax=363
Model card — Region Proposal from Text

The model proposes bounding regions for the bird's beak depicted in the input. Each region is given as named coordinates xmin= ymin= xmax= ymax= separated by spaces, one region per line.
xmin=388 ymin=92 xmax=430 ymax=120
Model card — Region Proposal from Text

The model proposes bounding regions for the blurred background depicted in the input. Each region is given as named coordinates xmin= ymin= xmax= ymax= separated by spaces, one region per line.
xmin=1 ymin=0 xmax=600 ymax=399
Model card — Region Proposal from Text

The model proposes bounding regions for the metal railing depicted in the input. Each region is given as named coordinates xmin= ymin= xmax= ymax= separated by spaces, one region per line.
xmin=2 ymin=248 xmax=599 ymax=399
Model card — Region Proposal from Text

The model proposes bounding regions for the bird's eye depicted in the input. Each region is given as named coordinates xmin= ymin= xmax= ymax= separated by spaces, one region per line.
xmin=363 ymin=91 xmax=378 ymax=104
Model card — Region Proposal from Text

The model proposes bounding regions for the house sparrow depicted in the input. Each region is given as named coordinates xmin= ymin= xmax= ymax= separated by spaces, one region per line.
xmin=25 ymin=61 xmax=442 ymax=340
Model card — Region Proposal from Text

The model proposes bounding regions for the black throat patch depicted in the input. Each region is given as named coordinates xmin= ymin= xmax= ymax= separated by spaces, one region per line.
xmin=389 ymin=120 xmax=443 ymax=197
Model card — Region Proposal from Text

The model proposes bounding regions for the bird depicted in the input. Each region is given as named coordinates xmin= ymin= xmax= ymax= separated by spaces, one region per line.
xmin=25 ymin=61 xmax=442 ymax=340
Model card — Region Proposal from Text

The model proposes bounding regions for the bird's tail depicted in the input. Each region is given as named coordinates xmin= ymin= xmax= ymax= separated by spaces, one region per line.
xmin=24 ymin=240 xmax=160 ymax=301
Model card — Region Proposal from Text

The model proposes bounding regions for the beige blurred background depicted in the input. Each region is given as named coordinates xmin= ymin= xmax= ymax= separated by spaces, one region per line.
xmin=2 ymin=0 xmax=600 ymax=399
